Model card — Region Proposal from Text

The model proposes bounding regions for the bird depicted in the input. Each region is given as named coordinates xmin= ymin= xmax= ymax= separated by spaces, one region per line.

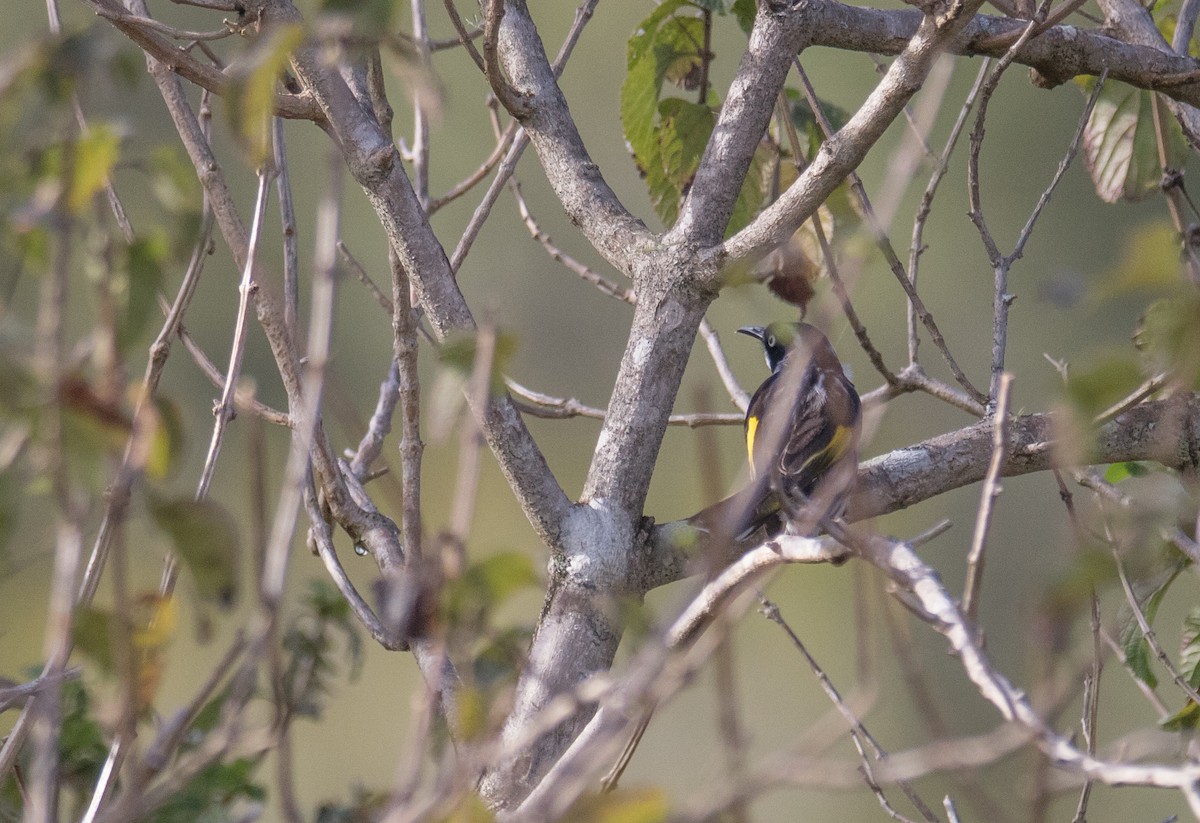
xmin=732 ymin=321 xmax=862 ymax=539
xmin=601 ymin=322 xmax=861 ymax=795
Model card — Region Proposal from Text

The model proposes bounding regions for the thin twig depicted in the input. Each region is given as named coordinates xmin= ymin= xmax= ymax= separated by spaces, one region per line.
xmin=962 ymin=372 xmax=1013 ymax=625
xmin=794 ymin=59 xmax=987 ymax=406
xmin=274 ymin=118 xmax=300 ymax=342
xmin=774 ymin=93 xmax=897 ymax=386
xmin=761 ymin=599 xmax=939 ymax=823
xmin=194 ymin=167 xmax=275 ymax=503
xmin=1071 ymin=595 xmax=1103 ymax=823
xmin=908 ymin=60 xmax=991 ymax=364
xmin=1113 ymin=549 xmax=1200 ymax=707
xmin=506 ymin=378 xmax=741 ymax=427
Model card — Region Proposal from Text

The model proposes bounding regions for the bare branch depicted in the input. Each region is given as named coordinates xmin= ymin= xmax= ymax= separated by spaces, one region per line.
xmin=83 ymin=0 xmax=323 ymax=120
xmin=962 ymin=371 xmax=1013 ymax=625
xmin=645 ymin=395 xmax=1200 ymax=592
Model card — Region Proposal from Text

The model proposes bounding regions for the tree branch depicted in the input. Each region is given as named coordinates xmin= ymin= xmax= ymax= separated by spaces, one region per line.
xmin=492 ymin=0 xmax=653 ymax=272
xmin=643 ymin=394 xmax=1200 ymax=592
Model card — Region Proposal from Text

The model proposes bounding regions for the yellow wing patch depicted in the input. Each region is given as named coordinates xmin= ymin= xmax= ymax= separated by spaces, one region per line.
xmin=745 ymin=415 xmax=759 ymax=479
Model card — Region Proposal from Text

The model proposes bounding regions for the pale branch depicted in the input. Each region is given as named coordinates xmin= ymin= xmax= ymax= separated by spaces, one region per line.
xmin=962 ymin=372 xmax=1013 ymax=625
xmin=506 ymin=377 xmax=742 ymax=427
xmin=252 ymin=0 xmax=572 ymax=550
xmin=507 ymin=534 xmax=849 ymax=822
xmin=854 ymin=530 xmax=1200 ymax=813
xmin=492 ymin=0 xmax=653 ymax=273
xmin=1096 ymin=0 xmax=1200 ymax=146
xmin=642 ymin=395 xmax=1200 ymax=592
xmin=85 ymin=0 xmax=1200 ymax=129
xmin=80 ymin=0 xmax=322 ymax=120
xmin=670 ymin=3 xmax=810 ymax=247
xmin=800 ymin=0 xmax=1200 ymax=110
xmin=391 ymin=252 xmax=424 ymax=562
xmin=720 ymin=1 xmax=987 ymax=270
xmin=508 ymin=176 xmax=750 ymax=414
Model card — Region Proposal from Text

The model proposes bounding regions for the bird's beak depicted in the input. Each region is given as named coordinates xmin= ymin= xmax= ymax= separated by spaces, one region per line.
xmin=737 ymin=325 xmax=766 ymax=341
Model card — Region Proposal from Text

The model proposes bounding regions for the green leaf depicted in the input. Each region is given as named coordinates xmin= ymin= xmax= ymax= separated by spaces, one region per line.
xmin=1160 ymin=698 xmax=1200 ymax=731
xmin=445 ymin=551 xmax=539 ymax=630
xmin=119 ymin=233 xmax=168 ymax=349
xmin=68 ymin=124 xmax=120 ymax=213
xmin=145 ymin=395 xmax=186 ymax=480
xmin=1135 ymin=294 xmax=1200 ymax=388
xmin=148 ymin=758 xmax=266 ymax=823
xmin=229 ymin=24 xmax=305 ymax=166
xmin=731 ymin=0 xmax=756 ymax=31
xmin=1104 ymin=461 xmax=1149 ymax=484
xmin=1064 ymin=355 xmax=1144 ymax=419
xmin=1180 ymin=607 xmax=1200 ymax=688
xmin=564 ymin=788 xmax=669 ymax=823
xmin=72 ymin=606 xmax=116 ymax=673
xmin=435 ymin=329 xmax=517 ymax=394
xmin=658 ymin=17 xmax=706 ymax=90
xmin=147 ymin=495 xmax=240 ymax=607
xmin=623 ymin=0 xmax=690 ymax=170
xmin=319 ymin=0 xmax=394 ymax=32
xmin=1099 ymin=222 xmax=1186 ymax=295
xmin=1082 ymin=81 xmax=1189 ymax=203
xmin=1118 ymin=557 xmax=1186 ymax=687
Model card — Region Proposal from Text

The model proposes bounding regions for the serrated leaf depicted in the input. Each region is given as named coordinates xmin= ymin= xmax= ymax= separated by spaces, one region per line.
xmin=623 ymin=39 xmax=669 ymax=170
xmin=657 ymin=17 xmax=706 ymax=90
xmin=1118 ymin=558 xmax=1185 ymax=688
xmin=622 ymin=0 xmax=691 ymax=171
xmin=1082 ymin=81 xmax=1189 ymax=203
xmin=627 ymin=0 xmax=690 ymax=67
xmin=147 ymin=494 xmax=240 ymax=607
xmin=1180 ymin=606 xmax=1200 ymax=688
xmin=68 ymin=124 xmax=120 ymax=213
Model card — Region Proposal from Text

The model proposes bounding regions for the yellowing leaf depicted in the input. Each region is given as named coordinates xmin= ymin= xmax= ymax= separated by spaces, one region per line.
xmin=1082 ymin=81 xmax=1188 ymax=203
xmin=148 ymin=494 xmax=240 ymax=607
xmin=565 ymin=788 xmax=669 ymax=823
xmin=230 ymin=24 xmax=305 ymax=165
xmin=69 ymin=124 xmax=120 ymax=213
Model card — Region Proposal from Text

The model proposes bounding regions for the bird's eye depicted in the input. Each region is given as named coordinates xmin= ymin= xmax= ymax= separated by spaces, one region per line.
xmin=767 ymin=336 xmax=776 ymax=347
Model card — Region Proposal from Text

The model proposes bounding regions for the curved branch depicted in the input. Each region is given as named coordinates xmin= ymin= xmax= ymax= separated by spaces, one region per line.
xmin=670 ymin=3 xmax=809 ymax=246
xmin=642 ymin=394 xmax=1200 ymax=592
xmin=492 ymin=0 xmax=654 ymax=273
xmin=250 ymin=0 xmax=572 ymax=549
xmin=83 ymin=0 xmax=323 ymax=121
xmin=719 ymin=4 xmax=985 ymax=270
xmin=803 ymin=0 xmax=1200 ymax=109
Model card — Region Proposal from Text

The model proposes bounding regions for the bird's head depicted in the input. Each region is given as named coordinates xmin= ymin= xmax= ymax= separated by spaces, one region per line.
xmin=738 ymin=322 xmax=840 ymax=374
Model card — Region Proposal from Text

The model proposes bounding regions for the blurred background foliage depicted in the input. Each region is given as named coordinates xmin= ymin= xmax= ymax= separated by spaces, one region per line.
xmin=0 ymin=0 xmax=1198 ymax=820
